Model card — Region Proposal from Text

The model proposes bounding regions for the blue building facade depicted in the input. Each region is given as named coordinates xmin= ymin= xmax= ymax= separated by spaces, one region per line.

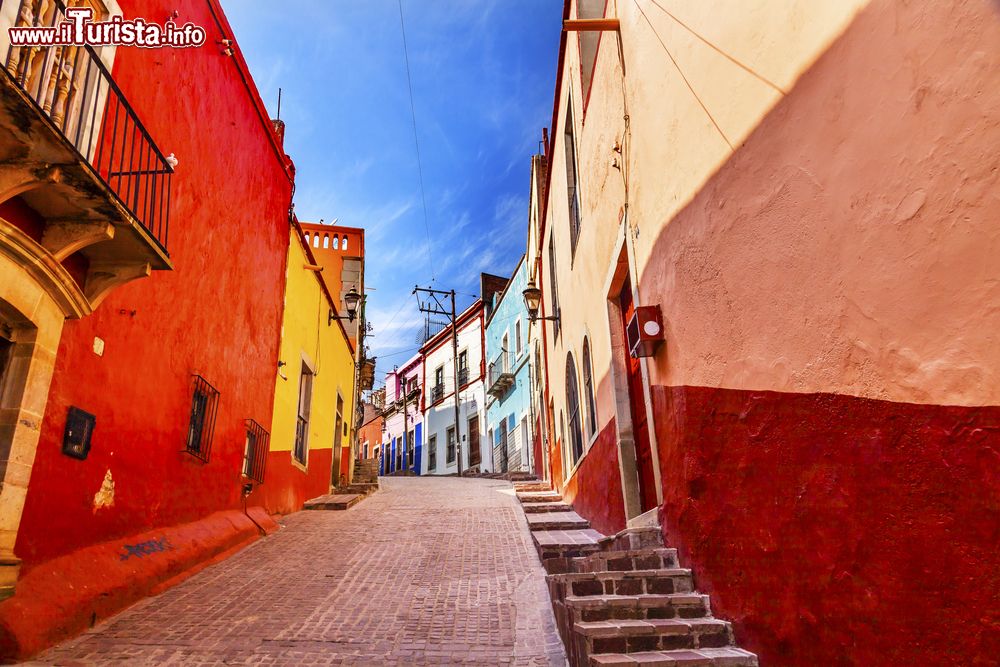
xmin=484 ymin=255 xmax=534 ymax=473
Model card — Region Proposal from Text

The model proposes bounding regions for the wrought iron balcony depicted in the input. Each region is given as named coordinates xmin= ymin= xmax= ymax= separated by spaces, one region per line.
xmin=487 ymin=351 xmax=515 ymax=399
xmin=0 ymin=0 xmax=173 ymax=312
xmin=457 ymin=366 xmax=469 ymax=387
xmin=431 ymin=383 xmax=444 ymax=403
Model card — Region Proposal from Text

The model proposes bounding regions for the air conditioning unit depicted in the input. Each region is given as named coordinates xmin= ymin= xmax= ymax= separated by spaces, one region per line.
xmin=625 ymin=305 xmax=664 ymax=358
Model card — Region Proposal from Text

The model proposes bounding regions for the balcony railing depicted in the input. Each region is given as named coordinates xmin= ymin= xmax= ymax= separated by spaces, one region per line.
xmin=431 ymin=384 xmax=444 ymax=403
xmin=4 ymin=0 xmax=172 ymax=253
xmin=457 ymin=366 xmax=469 ymax=387
xmin=487 ymin=351 xmax=516 ymax=399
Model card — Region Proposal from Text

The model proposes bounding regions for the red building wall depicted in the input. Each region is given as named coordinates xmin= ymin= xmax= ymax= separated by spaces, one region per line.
xmin=14 ymin=0 xmax=296 ymax=569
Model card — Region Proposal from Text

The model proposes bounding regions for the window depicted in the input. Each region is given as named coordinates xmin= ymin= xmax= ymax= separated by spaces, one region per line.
xmin=243 ymin=419 xmax=270 ymax=483
xmin=294 ymin=363 xmax=313 ymax=465
xmin=335 ymin=394 xmax=344 ymax=452
xmin=433 ymin=366 xmax=445 ymax=401
xmin=548 ymin=236 xmax=561 ymax=337
xmin=363 ymin=441 xmax=369 ymax=459
xmin=566 ymin=352 xmax=584 ymax=466
xmin=582 ymin=337 xmax=597 ymax=437
xmin=428 ymin=435 xmax=437 ymax=470
xmin=515 ymin=320 xmax=522 ymax=355
xmin=458 ymin=350 xmax=469 ymax=386
xmin=564 ymin=98 xmax=582 ymax=256
xmin=186 ymin=375 xmax=220 ymax=462
xmin=407 ymin=429 xmax=415 ymax=467
xmin=342 ymin=236 xmax=348 ymax=251
xmin=446 ymin=426 xmax=456 ymax=464
xmin=502 ymin=334 xmax=510 ymax=371
xmin=577 ymin=0 xmax=605 ymax=105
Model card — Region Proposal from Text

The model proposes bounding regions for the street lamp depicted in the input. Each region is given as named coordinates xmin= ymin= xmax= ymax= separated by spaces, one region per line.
xmin=522 ymin=280 xmax=559 ymax=323
xmin=329 ymin=286 xmax=362 ymax=324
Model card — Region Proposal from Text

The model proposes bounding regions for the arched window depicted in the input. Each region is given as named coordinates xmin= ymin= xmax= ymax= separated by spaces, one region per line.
xmin=312 ymin=234 xmax=320 ymax=248
xmin=303 ymin=232 xmax=310 ymax=246
xmin=582 ymin=337 xmax=597 ymax=437
xmin=565 ymin=352 xmax=584 ymax=466
xmin=322 ymin=234 xmax=330 ymax=249
xmin=342 ymin=236 xmax=348 ymax=251
xmin=333 ymin=236 xmax=340 ymax=249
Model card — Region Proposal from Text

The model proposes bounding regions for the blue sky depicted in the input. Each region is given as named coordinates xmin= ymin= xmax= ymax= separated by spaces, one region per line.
xmin=224 ymin=1 xmax=562 ymax=384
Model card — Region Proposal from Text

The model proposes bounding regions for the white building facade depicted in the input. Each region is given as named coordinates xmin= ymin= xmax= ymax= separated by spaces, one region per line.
xmin=419 ymin=300 xmax=490 ymax=475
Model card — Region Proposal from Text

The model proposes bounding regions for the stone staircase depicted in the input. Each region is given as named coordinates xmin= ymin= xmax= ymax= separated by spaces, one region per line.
xmin=337 ymin=458 xmax=380 ymax=496
xmin=513 ymin=481 xmax=758 ymax=667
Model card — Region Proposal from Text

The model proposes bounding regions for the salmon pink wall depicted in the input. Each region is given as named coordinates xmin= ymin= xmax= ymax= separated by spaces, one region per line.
xmin=15 ymin=0 xmax=295 ymax=568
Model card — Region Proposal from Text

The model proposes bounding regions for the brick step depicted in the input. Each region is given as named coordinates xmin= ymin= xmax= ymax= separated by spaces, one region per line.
xmin=522 ymin=501 xmax=573 ymax=514
xmin=573 ymin=617 xmax=734 ymax=659
xmin=590 ymin=647 xmax=759 ymax=666
xmin=337 ymin=483 xmax=378 ymax=495
xmin=532 ymin=528 xmax=604 ymax=570
xmin=513 ymin=481 xmax=551 ymax=492
xmin=517 ymin=491 xmax=564 ymax=503
xmin=565 ymin=593 xmax=710 ymax=623
xmin=549 ymin=569 xmax=695 ymax=600
xmin=303 ymin=493 xmax=362 ymax=510
xmin=526 ymin=511 xmax=591 ymax=531
xmin=598 ymin=527 xmax=664 ymax=552
xmin=572 ymin=548 xmax=679 ymax=573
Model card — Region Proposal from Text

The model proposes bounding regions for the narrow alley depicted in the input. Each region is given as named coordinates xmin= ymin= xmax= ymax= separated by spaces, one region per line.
xmin=32 ymin=478 xmax=565 ymax=666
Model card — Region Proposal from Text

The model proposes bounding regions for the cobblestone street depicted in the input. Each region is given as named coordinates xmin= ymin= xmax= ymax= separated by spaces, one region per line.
xmin=32 ymin=478 xmax=566 ymax=666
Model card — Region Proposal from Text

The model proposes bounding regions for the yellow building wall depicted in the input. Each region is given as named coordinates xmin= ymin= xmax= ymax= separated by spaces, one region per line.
xmin=270 ymin=230 xmax=356 ymax=475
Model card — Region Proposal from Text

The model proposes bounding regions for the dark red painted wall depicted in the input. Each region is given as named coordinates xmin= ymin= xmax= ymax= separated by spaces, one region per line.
xmin=650 ymin=385 xmax=1000 ymax=666
xmin=561 ymin=418 xmax=626 ymax=536
xmin=16 ymin=0 xmax=296 ymax=569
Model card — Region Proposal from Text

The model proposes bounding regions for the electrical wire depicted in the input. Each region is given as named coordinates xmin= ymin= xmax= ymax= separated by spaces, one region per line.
xmin=397 ymin=0 xmax=436 ymax=282
xmin=632 ymin=0 xmax=734 ymax=151
xmin=644 ymin=0 xmax=786 ymax=95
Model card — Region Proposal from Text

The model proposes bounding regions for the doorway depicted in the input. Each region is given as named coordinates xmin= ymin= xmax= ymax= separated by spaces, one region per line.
xmin=618 ymin=277 xmax=658 ymax=513
xmin=497 ymin=417 xmax=508 ymax=473
xmin=468 ymin=415 xmax=481 ymax=468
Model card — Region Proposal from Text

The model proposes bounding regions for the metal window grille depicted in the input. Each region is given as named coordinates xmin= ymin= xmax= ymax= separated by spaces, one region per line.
xmin=446 ymin=427 xmax=456 ymax=463
xmin=432 ymin=383 xmax=444 ymax=402
xmin=428 ymin=435 xmax=437 ymax=470
xmin=243 ymin=419 xmax=270 ymax=484
xmin=186 ymin=375 xmax=220 ymax=462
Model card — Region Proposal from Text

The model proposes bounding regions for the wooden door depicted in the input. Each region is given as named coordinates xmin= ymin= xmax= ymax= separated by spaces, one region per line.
xmin=468 ymin=415 xmax=481 ymax=467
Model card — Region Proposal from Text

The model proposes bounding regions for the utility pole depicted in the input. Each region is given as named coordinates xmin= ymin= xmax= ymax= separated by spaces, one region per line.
xmin=402 ymin=374 xmax=409 ymax=472
xmin=414 ymin=285 xmax=463 ymax=476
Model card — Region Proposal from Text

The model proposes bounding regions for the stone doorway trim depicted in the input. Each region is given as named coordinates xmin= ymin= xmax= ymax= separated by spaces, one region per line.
xmin=600 ymin=221 xmax=664 ymax=522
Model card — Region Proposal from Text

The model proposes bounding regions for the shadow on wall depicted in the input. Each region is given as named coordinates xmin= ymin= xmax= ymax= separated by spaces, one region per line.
xmin=634 ymin=0 xmax=1000 ymax=664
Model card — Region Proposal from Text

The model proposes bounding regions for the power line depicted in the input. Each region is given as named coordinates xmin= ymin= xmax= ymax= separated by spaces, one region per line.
xmin=644 ymin=0 xmax=786 ymax=95
xmin=397 ymin=0 xmax=435 ymax=282
xmin=633 ymin=0 xmax=734 ymax=151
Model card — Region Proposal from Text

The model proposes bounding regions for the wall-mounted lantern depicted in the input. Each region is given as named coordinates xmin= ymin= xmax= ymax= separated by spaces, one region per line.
xmin=522 ymin=280 xmax=559 ymax=323
xmin=329 ymin=286 xmax=362 ymax=324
